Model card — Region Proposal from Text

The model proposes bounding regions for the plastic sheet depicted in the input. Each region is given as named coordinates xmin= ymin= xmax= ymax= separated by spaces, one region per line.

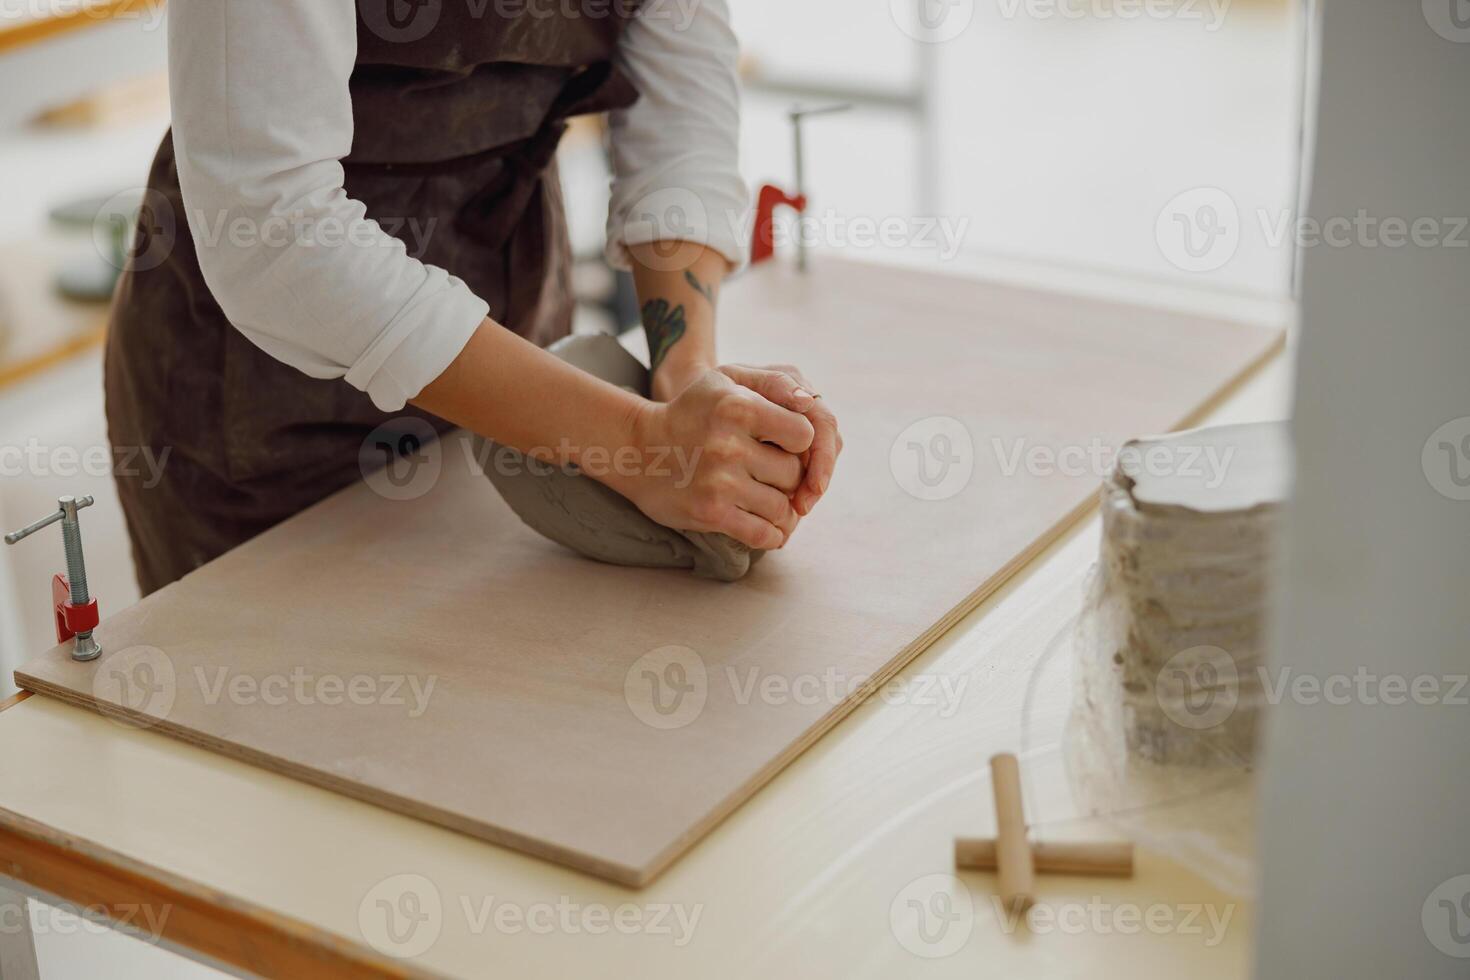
xmin=1064 ymin=430 xmax=1284 ymax=898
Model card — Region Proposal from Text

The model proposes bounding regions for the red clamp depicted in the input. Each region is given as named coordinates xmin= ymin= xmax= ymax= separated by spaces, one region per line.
xmin=750 ymin=183 xmax=807 ymax=265
xmin=52 ymin=574 xmax=99 ymax=644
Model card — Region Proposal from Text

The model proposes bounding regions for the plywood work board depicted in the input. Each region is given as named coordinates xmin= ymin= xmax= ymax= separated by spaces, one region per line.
xmin=16 ymin=257 xmax=1281 ymax=886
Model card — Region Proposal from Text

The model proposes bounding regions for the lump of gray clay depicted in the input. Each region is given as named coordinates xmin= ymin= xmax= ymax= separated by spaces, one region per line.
xmin=473 ymin=334 xmax=763 ymax=581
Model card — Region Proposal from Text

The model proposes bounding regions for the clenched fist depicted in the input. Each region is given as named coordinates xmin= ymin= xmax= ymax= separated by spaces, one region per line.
xmin=603 ymin=369 xmax=816 ymax=550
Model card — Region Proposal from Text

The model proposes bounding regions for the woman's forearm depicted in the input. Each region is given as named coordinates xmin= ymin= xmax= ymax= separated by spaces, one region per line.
xmin=410 ymin=311 xmax=813 ymax=550
xmin=411 ymin=318 xmax=646 ymax=468
xmin=628 ymin=242 xmax=730 ymax=402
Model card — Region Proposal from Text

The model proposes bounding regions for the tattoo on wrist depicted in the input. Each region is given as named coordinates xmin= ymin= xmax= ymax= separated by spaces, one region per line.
xmin=641 ymin=297 xmax=688 ymax=372
xmin=684 ymin=269 xmax=715 ymax=306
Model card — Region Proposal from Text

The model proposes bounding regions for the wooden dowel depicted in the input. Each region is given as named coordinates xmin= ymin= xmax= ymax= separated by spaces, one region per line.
xmin=955 ymin=838 xmax=1134 ymax=877
xmin=989 ymin=753 xmax=1034 ymax=913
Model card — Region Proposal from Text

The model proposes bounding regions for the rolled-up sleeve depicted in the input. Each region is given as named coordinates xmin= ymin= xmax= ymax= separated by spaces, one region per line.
xmin=605 ymin=0 xmax=750 ymax=271
xmin=168 ymin=0 xmax=487 ymax=412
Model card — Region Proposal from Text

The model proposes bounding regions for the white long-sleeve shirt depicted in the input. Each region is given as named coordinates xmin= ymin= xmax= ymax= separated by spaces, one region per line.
xmin=168 ymin=0 xmax=747 ymax=412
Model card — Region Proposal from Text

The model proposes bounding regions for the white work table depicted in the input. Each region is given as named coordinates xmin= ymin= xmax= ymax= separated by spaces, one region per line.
xmin=0 ymin=265 xmax=1292 ymax=980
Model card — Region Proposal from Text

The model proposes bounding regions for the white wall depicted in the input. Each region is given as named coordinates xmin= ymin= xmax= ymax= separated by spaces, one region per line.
xmin=733 ymin=0 xmax=1304 ymax=294
xmin=1255 ymin=1 xmax=1470 ymax=975
xmin=934 ymin=0 xmax=1304 ymax=294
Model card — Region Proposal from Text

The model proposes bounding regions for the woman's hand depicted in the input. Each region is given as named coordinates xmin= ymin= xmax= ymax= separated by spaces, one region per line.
xmin=649 ymin=360 xmax=844 ymax=521
xmin=716 ymin=364 xmax=843 ymax=517
xmin=602 ymin=369 xmax=816 ymax=551
xmin=624 ymin=241 xmax=842 ymax=528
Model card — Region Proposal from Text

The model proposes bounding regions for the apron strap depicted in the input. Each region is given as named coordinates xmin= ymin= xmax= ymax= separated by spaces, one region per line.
xmin=455 ymin=60 xmax=630 ymax=249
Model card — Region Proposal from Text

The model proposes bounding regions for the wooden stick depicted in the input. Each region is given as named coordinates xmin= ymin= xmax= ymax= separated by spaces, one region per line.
xmin=955 ymin=838 xmax=1134 ymax=877
xmin=989 ymin=753 xmax=1034 ymax=912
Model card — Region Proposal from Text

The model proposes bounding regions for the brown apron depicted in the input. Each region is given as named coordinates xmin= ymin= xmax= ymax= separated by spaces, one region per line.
xmin=105 ymin=0 xmax=641 ymax=595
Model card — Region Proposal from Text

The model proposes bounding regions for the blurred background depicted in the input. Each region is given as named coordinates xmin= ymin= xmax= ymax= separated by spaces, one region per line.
xmin=0 ymin=1 xmax=1301 ymax=970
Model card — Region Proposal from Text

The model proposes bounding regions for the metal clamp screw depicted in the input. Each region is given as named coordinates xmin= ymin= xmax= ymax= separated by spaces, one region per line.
xmin=5 ymin=495 xmax=102 ymax=661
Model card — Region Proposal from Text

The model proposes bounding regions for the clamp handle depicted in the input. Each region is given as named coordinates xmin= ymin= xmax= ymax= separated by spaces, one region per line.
xmin=5 ymin=495 xmax=94 ymax=545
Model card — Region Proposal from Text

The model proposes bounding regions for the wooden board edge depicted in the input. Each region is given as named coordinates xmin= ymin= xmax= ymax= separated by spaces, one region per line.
xmin=11 ymin=328 xmax=1288 ymax=890
xmin=10 ymin=675 xmax=649 ymax=889
xmin=0 ymin=0 xmax=159 ymax=55
xmin=0 ymin=801 xmax=445 ymax=980
xmin=0 ymin=323 xmax=107 ymax=392
xmin=634 ymin=330 xmax=1289 ymax=883
xmin=634 ymin=486 xmax=1105 ymax=884
xmin=1170 ymin=329 xmax=1288 ymax=433
xmin=0 ymin=691 xmax=33 ymax=713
